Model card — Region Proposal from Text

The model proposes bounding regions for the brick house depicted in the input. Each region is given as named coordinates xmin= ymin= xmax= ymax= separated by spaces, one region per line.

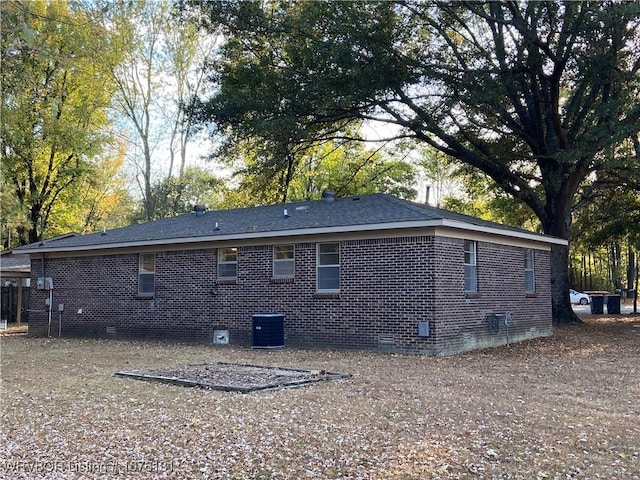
xmin=18 ymin=192 xmax=565 ymax=355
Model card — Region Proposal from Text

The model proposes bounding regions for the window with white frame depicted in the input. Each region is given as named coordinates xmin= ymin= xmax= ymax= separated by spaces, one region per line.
xmin=138 ymin=253 xmax=155 ymax=295
xmin=524 ymin=248 xmax=535 ymax=292
xmin=218 ymin=247 xmax=237 ymax=279
xmin=317 ymin=242 xmax=340 ymax=292
xmin=464 ymin=240 xmax=477 ymax=292
xmin=273 ymin=245 xmax=294 ymax=278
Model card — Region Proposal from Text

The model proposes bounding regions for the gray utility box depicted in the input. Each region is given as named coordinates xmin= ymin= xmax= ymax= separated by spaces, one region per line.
xmin=252 ymin=313 xmax=285 ymax=349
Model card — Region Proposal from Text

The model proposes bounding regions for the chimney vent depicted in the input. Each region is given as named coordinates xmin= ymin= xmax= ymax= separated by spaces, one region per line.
xmin=321 ymin=189 xmax=336 ymax=203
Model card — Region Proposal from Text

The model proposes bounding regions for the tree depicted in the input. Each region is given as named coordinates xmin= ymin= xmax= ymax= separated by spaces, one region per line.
xmin=94 ymin=0 xmax=217 ymax=221
xmin=187 ymin=1 xmax=397 ymax=203
xmin=164 ymin=12 xmax=217 ymax=183
xmin=440 ymin=170 xmax=541 ymax=231
xmin=287 ymin=140 xmax=416 ymax=201
xmin=48 ymin=141 xmax=134 ymax=236
xmin=190 ymin=1 xmax=640 ymax=324
xmin=569 ymin=133 xmax=640 ymax=307
xmin=130 ymin=166 xmax=226 ymax=221
xmin=1 ymin=0 xmax=116 ymax=245
xmin=218 ymin=135 xmax=417 ymax=206
xmin=417 ymin=147 xmax=460 ymax=208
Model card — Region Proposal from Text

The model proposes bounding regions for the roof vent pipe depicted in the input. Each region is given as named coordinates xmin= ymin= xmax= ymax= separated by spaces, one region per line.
xmin=193 ymin=205 xmax=206 ymax=216
xmin=321 ymin=189 xmax=336 ymax=203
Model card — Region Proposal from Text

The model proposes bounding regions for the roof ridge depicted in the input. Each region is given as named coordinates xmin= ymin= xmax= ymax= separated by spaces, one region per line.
xmin=378 ymin=194 xmax=438 ymax=217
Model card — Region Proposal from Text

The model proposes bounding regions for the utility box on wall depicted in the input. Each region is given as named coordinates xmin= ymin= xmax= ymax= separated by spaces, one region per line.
xmin=418 ymin=321 xmax=430 ymax=337
xmin=37 ymin=277 xmax=53 ymax=290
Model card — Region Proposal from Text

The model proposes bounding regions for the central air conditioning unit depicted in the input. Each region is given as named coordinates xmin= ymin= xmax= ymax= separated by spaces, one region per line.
xmin=252 ymin=313 xmax=285 ymax=349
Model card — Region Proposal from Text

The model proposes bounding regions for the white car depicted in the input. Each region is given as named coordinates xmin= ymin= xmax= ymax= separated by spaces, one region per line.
xmin=570 ymin=289 xmax=590 ymax=305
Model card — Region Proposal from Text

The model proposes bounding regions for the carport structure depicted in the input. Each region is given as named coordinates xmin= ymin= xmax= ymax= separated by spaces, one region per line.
xmin=0 ymin=249 xmax=30 ymax=326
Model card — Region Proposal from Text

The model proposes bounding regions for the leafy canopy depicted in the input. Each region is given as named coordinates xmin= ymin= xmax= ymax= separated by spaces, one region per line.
xmin=1 ymin=0 xmax=118 ymax=245
xmin=189 ymin=0 xmax=640 ymax=323
xmin=192 ymin=0 xmax=640 ymax=235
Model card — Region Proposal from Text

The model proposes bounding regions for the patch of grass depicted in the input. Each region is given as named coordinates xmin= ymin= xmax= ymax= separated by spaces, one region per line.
xmin=1 ymin=315 xmax=639 ymax=479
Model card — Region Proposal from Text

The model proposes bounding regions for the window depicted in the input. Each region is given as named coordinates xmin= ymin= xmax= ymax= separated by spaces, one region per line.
xmin=138 ymin=253 xmax=155 ymax=295
xmin=218 ymin=247 xmax=237 ymax=279
xmin=317 ymin=243 xmax=340 ymax=292
xmin=273 ymin=245 xmax=294 ymax=278
xmin=524 ymin=248 xmax=535 ymax=292
xmin=464 ymin=240 xmax=477 ymax=292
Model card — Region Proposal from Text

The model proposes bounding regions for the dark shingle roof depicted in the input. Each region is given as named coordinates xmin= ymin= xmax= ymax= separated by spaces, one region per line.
xmin=0 ymin=250 xmax=31 ymax=276
xmin=16 ymin=194 xmax=562 ymax=253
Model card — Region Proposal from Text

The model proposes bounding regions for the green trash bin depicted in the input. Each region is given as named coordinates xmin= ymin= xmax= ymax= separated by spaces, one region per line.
xmin=607 ymin=295 xmax=621 ymax=314
xmin=590 ymin=295 xmax=604 ymax=314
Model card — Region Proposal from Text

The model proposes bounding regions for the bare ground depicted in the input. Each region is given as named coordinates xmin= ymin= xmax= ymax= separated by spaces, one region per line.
xmin=1 ymin=315 xmax=639 ymax=479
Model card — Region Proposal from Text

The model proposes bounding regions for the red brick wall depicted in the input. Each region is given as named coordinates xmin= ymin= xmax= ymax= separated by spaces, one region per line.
xmin=28 ymin=235 xmax=552 ymax=355
xmin=432 ymin=237 xmax=552 ymax=355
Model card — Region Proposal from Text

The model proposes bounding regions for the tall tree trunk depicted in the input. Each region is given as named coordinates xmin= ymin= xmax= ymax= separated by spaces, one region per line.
xmin=634 ymin=255 xmax=639 ymax=314
xmin=611 ymin=241 xmax=622 ymax=291
xmin=569 ymin=255 xmax=575 ymax=287
xmin=541 ymin=199 xmax=581 ymax=325
xmin=550 ymin=243 xmax=579 ymax=324
xmin=26 ymin=204 xmax=44 ymax=245
xmin=142 ymin=138 xmax=154 ymax=221
xmin=627 ymin=241 xmax=636 ymax=296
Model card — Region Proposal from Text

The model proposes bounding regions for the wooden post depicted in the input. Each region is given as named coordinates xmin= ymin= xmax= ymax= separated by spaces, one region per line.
xmin=16 ymin=280 xmax=23 ymax=325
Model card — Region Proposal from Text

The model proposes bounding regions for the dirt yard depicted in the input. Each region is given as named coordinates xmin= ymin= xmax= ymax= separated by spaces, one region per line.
xmin=1 ymin=315 xmax=639 ymax=479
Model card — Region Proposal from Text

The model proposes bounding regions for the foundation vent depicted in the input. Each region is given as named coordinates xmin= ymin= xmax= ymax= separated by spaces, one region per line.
xmin=213 ymin=329 xmax=229 ymax=345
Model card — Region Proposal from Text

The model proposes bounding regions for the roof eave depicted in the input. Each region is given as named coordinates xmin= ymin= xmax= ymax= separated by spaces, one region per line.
xmin=21 ymin=218 xmax=567 ymax=254
xmin=439 ymin=219 xmax=568 ymax=246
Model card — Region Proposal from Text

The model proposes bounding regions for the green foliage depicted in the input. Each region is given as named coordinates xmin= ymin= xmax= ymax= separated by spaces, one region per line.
xmin=573 ymin=188 xmax=640 ymax=249
xmin=218 ymin=138 xmax=416 ymax=207
xmin=572 ymin=135 xmax=640 ymax=246
xmin=288 ymin=141 xmax=416 ymax=201
xmin=189 ymin=0 xmax=640 ymax=323
xmin=192 ymin=0 xmax=640 ymax=230
xmin=190 ymin=1 xmax=417 ymax=202
xmin=130 ymin=167 xmax=226 ymax=221
xmin=48 ymin=144 xmax=135 ymax=236
xmin=1 ymin=0 xmax=117 ymax=245
xmin=568 ymin=135 xmax=640 ymax=292
xmin=440 ymin=170 xmax=541 ymax=231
